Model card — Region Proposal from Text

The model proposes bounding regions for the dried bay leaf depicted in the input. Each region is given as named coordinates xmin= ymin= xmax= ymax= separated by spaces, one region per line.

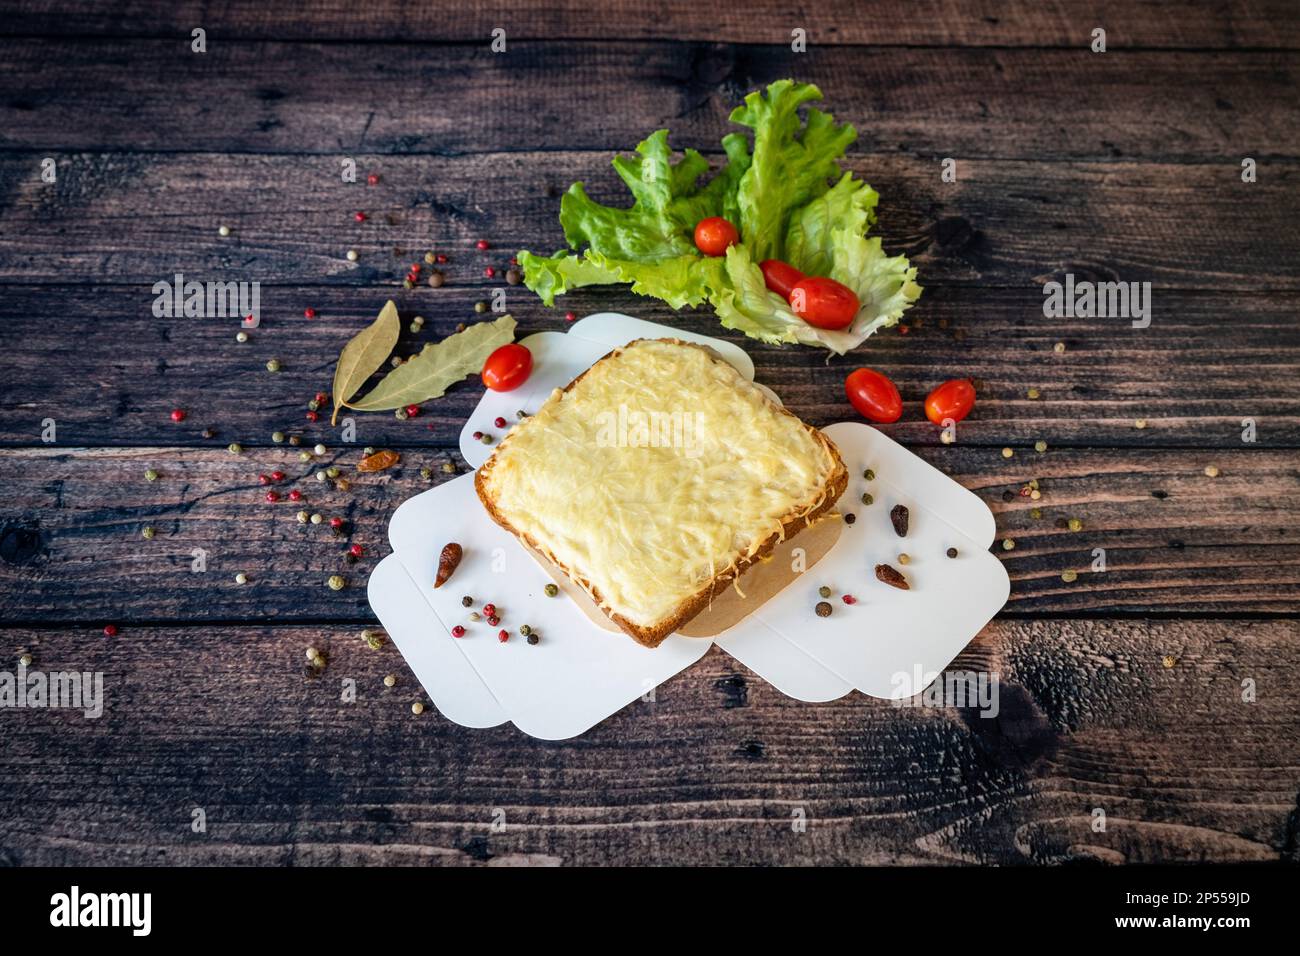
xmin=346 ymin=314 xmax=517 ymax=411
xmin=331 ymin=300 xmax=401 ymax=424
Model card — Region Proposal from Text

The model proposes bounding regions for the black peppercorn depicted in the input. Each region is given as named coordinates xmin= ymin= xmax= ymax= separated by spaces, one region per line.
xmin=815 ymin=601 xmax=833 ymax=617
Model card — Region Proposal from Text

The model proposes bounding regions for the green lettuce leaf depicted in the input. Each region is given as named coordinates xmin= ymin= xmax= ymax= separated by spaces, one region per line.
xmin=729 ymin=80 xmax=857 ymax=263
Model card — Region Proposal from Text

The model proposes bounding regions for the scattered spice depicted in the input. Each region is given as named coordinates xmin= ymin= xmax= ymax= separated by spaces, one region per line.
xmin=815 ymin=601 xmax=832 ymax=617
xmin=1002 ymin=538 xmax=1015 ymax=550
xmin=1001 ymin=447 xmax=1014 ymax=458
xmin=451 ymin=625 xmax=466 ymax=638
xmin=266 ymin=358 xmax=281 ymax=372
xmin=141 ymin=525 xmax=155 ymax=539
xmin=434 ymin=542 xmax=463 ymax=588
xmin=411 ymin=702 xmax=425 ymax=715
xmin=1061 ymin=570 xmax=1078 ymax=582
xmin=519 ymin=624 xmax=533 ymax=637
xmin=844 ymin=512 xmax=856 ymax=525
xmin=1204 ymin=465 xmax=1220 ymax=478
xmin=1068 ymin=518 xmax=1083 ymax=532
xmin=346 ymin=249 xmax=358 ymax=261
xmin=358 ymin=449 xmax=401 ymax=473
xmin=235 ymin=572 xmax=248 ymax=584
xmin=170 ymin=408 xmax=186 ymax=422
xmin=497 ymin=629 xmax=509 ymax=643
xmin=474 ymin=301 xmax=488 ymax=314
xmin=861 ymin=492 xmax=873 ymax=506
xmin=1135 ymin=419 xmax=1147 ymax=429
xmin=103 ymin=624 xmax=119 ymax=637
xmin=236 ymin=331 xmax=249 ymax=343
xmin=384 ymin=674 xmax=396 ymax=687
xmin=1162 ymin=655 xmax=1176 ymax=669
xmin=527 ymin=633 xmax=540 ymax=645
xmin=427 ymin=271 xmax=445 ymax=288
xmin=875 ymin=564 xmax=909 ymax=590
xmin=218 ymin=225 xmax=230 ymax=237
xmin=818 ymin=586 xmax=831 ymax=598
xmin=19 ymin=653 xmax=33 ymax=666
xmin=310 ymin=513 xmax=323 ymax=524
xmin=863 ymin=468 xmax=875 ymax=481
xmin=441 ymin=462 xmax=456 ymax=474
xmin=297 ymin=510 xmax=310 ymax=524
xmin=1053 ymin=342 xmax=1066 ymax=353
xmin=144 ymin=468 xmax=159 ymax=482
xmin=897 ymin=553 xmax=910 ymax=565
xmin=272 ymin=431 xmax=285 ymax=444
xmin=1027 ymin=388 xmax=1040 ymax=399
xmin=493 ymin=416 xmax=507 ymax=428
xmin=327 ymin=575 xmax=346 ymax=591
xmin=506 ymin=268 xmax=522 ymax=285
xmin=1034 ymin=440 xmax=1048 ymax=453
xmin=890 ymin=504 xmax=909 ymax=537
xmin=565 ymin=311 xmax=576 ymax=322
xmin=544 ymin=583 xmax=559 ymax=597
xmin=841 ymin=594 xmax=857 ymax=605
xmin=946 ymin=547 xmax=958 ymax=558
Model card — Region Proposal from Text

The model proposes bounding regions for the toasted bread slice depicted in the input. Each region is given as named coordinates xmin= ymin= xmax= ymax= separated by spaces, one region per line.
xmin=475 ymin=338 xmax=847 ymax=647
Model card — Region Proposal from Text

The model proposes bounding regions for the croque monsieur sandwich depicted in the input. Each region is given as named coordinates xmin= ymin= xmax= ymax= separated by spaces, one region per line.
xmin=475 ymin=338 xmax=847 ymax=647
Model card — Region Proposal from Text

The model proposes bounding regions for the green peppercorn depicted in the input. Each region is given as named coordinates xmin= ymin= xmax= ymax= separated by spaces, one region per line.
xmin=474 ymin=301 xmax=488 ymax=314
xmin=395 ymin=408 xmax=409 ymax=421
xmin=863 ymin=469 xmax=875 ymax=481
xmin=307 ymin=399 xmax=320 ymax=411
xmin=544 ymin=583 xmax=559 ymax=597
xmin=361 ymin=629 xmax=385 ymax=650
xmin=326 ymin=465 xmax=340 ymax=479
xmin=141 ymin=526 xmax=156 ymax=539
xmin=235 ymin=572 xmax=248 ymax=585
xmin=420 ymin=467 xmax=433 ymax=480
xmin=403 ymin=279 xmax=415 ymax=290
xmin=297 ymin=510 xmax=310 ymax=524
xmin=818 ymin=586 xmax=831 ymax=598
xmin=327 ymin=575 xmax=345 ymax=591
xmin=272 ymin=431 xmax=285 ymax=443
xmin=144 ymin=469 xmax=159 ymax=482
xmin=861 ymin=492 xmax=873 ymax=505
xmin=519 ymin=624 xmax=532 ymax=637
xmin=299 ymin=451 xmax=312 ymax=462
xmin=480 ymin=434 xmax=493 ymax=445
xmin=441 ymin=462 xmax=456 ymax=473
xmin=266 ymin=358 xmax=281 ymax=372
xmin=228 ymin=442 xmax=243 ymax=454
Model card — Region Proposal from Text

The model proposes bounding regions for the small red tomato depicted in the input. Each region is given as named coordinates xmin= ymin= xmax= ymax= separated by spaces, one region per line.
xmin=845 ymin=368 xmax=903 ymax=424
xmin=924 ymin=379 xmax=976 ymax=425
xmin=693 ymin=216 xmax=739 ymax=257
xmin=759 ymin=259 xmax=805 ymax=299
xmin=790 ymin=276 xmax=861 ymax=330
xmin=481 ymin=343 xmax=532 ymax=392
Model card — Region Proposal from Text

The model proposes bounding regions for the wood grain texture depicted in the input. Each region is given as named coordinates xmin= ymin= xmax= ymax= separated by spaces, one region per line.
xmin=1 ymin=40 xmax=1297 ymax=160
xmin=3 ymin=0 xmax=1297 ymax=48
xmin=2 ymin=285 xmax=1297 ymax=448
xmin=1 ymin=444 xmax=1296 ymax=622
xmin=1 ymin=619 xmax=1295 ymax=865
xmin=1 ymin=153 xmax=1297 ymax=292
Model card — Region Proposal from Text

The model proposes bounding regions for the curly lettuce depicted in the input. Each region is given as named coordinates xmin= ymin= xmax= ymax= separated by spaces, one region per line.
xmin=519 ymin=80 xmax=920 ymax=353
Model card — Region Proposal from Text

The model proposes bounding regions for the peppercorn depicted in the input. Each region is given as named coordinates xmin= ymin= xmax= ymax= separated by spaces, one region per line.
xmin=266 ymin=358 xmax=281 ymax=372
xmin=299 ymin=451 xmax=313 ymax=462
xmin=946 ymin=547 xmax=958 ymax=558
xmin=326 ymin=465 xmax=340 ymax=479
xmin=236 ymin=331 xmax=249 ymax=343
xmin=314 ymin=444 xmax=327 ymax=456
xmin=1204 ymin=465 xmax=1220 ymax=478
xmin=565 ymin=311 xmax=576 ymax=322
xmin=1034 ymin=440 xmax=1048 ymax=453
xmin=452 ymin=625 xmax=466 ymax=638
xmin=384 ymin=674 xmax=396 ymax=687
xmin=506 ymin=268 xmax=522 ymax=285
xmin=519 ymin=624 xmax=532 ymax=637
xmin=218 ymin=225 xmax=230 ymax=237
xmin=19 ymin=653 xmax=33 ymax=665
xmin=288 ymin=435 xmax=302 ymax=446
xmin=480 ymin=434 xmax=493 ymax=445
xmin=544 ymin=583 xmax=558 ymax=597
xmin=235 ymin=572 xmax=248 ymax=584
xmin=815 ymin=601 xmax=832 ymax=617
xmin=842 ymin=594 xmax=857 ymax=605
xmin=441 ymin=462 xmax=456 ymax=473
xmin=145 ymin=468 xmax=159 ymax=482
xmin=346 ymin=249 xmax=358 ymax=261
xmin=818 ymin=586 xmax=832 ymax=598
xmin=527 ymin=633 xmax=540 ymax=645
xmin=1068 ymin=518 xmax=1083 ymax=532
xmin=202 ymin=428 xmax=216 ymax=439
xmin=861 ymin=492 xmax=873 ymax=505
xmin=310 ymin=513 xmax=323 ymax=524
xmin=863 ymin=469 xmax=875 ymax=480
xmin=898 ymin=553 xmax=910 ymax=565
xmin=420 ymin=467 xmax=433 ymax=480
xmin=497 ymin=629 xmax=509 ymax=643
xmin=1053 ymin=342 xmax=1065 ymax=353
xmin=395 ymin=408 xmax=409 ymax=421
xmin=468 ymin=612 xmax=481 ymax=622
xmin=424 ymin=252 xmax=436 ymax=265
xmin=272 ymin=431 xmax=285 ymax=443
xmin=476 ymin=239 xmax=490 ymax=250
xmin=1061 ymin=570 xmax=1078 ymax=582
xmin=334 ymin=478 xmax=350 ymax=492
xmin=1002 ymin=539 xmax=1016 ymax=551
xmin=428 ymin=271 xmax=445 ymax=288
xmin=316 ymin=470 xmax=327 ymax=482
xmin=327 ymin=575 xmax=345 ymax=591
xmin=1027 ymin=387 xmax=1040 ymax=399
xmin=461 ymin=595 xmax=473 ymax=607
xmin=297 ymin=510 xmax=309 ymax=523
xmin=844 ymin=513 xmax=856 ymax=525
xmin=411 ymin=702 xmax=424 ymax=715
xmin=142 ymin=526 xmax=155 ymax=540
xmin=1001 ymin=447 xmax=1014 ymax=458
xmin=403 ymin=279 xmax=414 ymax=289
xmin=474 ymin=301 xmax=488 ymax=314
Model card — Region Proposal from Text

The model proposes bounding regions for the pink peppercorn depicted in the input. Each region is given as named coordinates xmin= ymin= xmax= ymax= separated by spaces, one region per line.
xmin=452 ymin=625 xmax=465 ymax=638
xmin=842 ymin=594 xmax=857 ymax=605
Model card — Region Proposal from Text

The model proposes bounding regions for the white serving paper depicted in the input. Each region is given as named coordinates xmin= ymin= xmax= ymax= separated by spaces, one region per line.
xmin=369 ymin=313 xmax=1009 ymax=739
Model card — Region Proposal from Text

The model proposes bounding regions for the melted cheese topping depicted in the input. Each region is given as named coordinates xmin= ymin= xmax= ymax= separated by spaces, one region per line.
xmin=480 ymin=339 xmax=839 ymax=629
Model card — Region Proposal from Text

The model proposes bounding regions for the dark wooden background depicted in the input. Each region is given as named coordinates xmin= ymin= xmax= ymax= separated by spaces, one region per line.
xmin=1 ymin=1 xmax=1298 ymax=865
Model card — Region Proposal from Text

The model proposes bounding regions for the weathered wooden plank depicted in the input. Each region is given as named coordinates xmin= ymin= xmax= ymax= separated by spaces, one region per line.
xmin=1 ymin=153 xmax=1296 ymax=294
xmin=2 ymin=284 xmax=1297 ymax=448
xmin=2 ymin=40 xmax=1297 ymax=159
xmin=3 ymin=0 xmax=1296 ymax=48
xmin=1 ymin=445 xmax=1296 ymax=622
xmin=1 ymin=618 xmax=1294 ymax=865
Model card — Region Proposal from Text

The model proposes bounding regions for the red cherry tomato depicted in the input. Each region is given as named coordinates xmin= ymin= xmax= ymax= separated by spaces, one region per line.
xmin=693 ymin=217 xmax=740 ymax=257
xmin=759 ymin=259 xmax=805 ymax=299
xmin=845 ymin=368 xmax=902 ymax=424
xmin=924 ymin=378 xmax=976 ymax=425
xmin=481 ymin=343 xmax=533 ymax=392
xmin=790 ymin=276 xmax=861 ymax=330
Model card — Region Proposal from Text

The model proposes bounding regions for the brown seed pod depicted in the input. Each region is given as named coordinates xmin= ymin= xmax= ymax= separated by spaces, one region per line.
xmin=875 ymin=563 xmax=910 ymax=590
xmin=358 ymin=449 xmax=401 ymax=473
xmin=890 ymin=504 xmax=910 ymax=537
xmin=434 ymin=542 xmax=463 ymax=588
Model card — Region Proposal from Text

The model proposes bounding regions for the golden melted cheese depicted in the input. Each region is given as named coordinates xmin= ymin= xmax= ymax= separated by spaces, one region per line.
xmin=479 ymin=339 xmax=839 ymax=629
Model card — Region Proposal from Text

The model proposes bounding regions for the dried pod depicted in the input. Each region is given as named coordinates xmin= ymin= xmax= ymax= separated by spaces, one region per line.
xmin=890 ymin=504 xmax=910 ymax=537
xmin=434 ymin=542 xmax=463 ymax=588
xmin=358 ymin=449 xmax=401 ymax=473
xmin=875 ymin=563 xmax=910 ymax=590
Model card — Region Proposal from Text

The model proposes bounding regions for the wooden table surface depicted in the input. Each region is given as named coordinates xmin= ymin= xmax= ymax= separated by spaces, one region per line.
xmin=1 ymin=1 xmax=1298 ymax=866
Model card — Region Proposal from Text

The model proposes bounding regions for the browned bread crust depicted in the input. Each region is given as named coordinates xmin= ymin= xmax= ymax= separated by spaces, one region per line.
xmin=474 ymin=339 xmax=848 ymax=648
